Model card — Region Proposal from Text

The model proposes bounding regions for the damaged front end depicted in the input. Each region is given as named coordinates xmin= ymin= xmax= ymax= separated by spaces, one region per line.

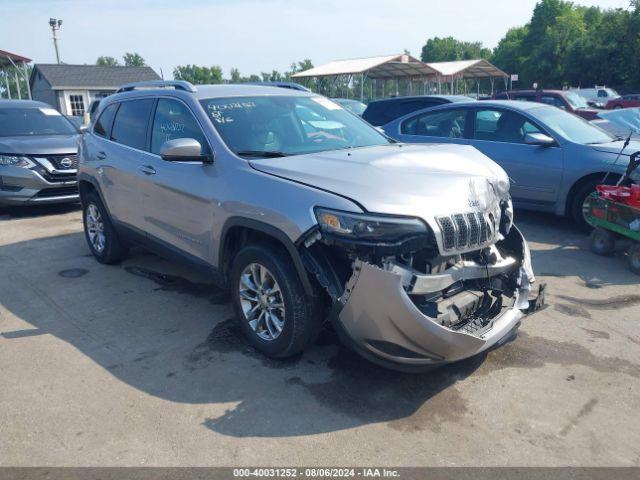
xmin=301 ymin=204 xmax=544 ymax=371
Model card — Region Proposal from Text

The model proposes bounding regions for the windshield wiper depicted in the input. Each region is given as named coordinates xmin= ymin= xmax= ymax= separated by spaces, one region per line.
xmin=235 ymin=150 xmax=290 ymax=158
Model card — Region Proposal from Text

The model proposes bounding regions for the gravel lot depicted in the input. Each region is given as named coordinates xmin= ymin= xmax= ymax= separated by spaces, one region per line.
xmin=1 ymin=204 xmax=639 ymax=466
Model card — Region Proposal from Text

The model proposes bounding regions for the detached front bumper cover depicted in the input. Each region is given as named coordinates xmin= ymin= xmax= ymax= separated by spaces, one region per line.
xmin=332 ymin=227 xmax=544 ymax=370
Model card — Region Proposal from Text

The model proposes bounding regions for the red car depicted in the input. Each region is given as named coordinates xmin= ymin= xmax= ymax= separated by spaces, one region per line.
xmin=606 ymin=94 xmax=640 ymax=109
xmin=493 ymin=89 xmax=600 ymax=120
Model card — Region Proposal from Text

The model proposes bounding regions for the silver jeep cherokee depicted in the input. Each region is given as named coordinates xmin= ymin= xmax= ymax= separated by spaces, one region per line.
xmin=79 ymin=80 xmax=542 ymax=371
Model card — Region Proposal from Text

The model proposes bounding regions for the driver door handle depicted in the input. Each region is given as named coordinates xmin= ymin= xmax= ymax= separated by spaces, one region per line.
xmin=139 ymin=165 xmax=156 ymax=176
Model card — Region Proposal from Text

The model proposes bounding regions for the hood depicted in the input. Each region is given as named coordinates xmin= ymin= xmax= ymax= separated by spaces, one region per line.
xmin=249 ymin=144 xmax=509 ymax=223
xmin=0 ymin=134 xmax=79 ymax=155
xmin=590 ymin=140 xmax=640 ymax=156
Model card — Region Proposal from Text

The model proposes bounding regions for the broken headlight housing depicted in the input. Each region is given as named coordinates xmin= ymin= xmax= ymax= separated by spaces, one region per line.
xmin=499 ymin=197 xmax=514 ymax=237
xmin=0 ymin=155 xmax=35 ymax=168
xmin=315 ymin=207 xmax=428 ymax=242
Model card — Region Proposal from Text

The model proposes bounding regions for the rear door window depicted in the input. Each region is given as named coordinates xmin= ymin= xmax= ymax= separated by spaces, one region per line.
xmin=150 ymin=99 xmax=209 ymax=155
xmin=93 ymin=103 xmax=118 ymax=138
xmin=401 ymin=109 xmax=466 ymax=138
xmin=110 ymin=99 xmax=154 ymax=150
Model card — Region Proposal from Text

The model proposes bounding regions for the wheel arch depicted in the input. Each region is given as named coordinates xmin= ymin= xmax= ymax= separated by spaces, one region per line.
xmin=77 ymin=174 xmax=107 ymax=207
xmin=219 ymin=217 xmax=315 ymax=297
xmin=565 ymin=171 xmax=621 ymax=216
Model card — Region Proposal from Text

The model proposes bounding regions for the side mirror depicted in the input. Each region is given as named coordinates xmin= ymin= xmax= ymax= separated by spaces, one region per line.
xmin=79 ymin=125 xmax=89 ymax=133
xmin=524 ymin=132 xmax=555 ymax=147
xmin=160 ymin=138 xmax=213 ymax=163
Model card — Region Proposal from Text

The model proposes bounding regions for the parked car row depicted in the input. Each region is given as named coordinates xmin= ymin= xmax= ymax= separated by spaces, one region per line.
xmin=493 ymin=89 xmax=599 ymax=120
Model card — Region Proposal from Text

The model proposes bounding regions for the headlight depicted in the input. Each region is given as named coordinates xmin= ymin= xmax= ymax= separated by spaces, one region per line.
xmin=492 ymin=178 xmax=510 ymax=199
xmin=499 ymin=198 xmax=514 ymax=237
xmin=0 ymin=155 xmax=35 ymax=168
xmin=315 ymin=207 xmax=427 ymax=241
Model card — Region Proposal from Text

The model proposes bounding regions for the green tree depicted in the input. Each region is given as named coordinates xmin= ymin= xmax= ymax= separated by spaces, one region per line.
xmin=173 ymin=65 xmax=223 ymax=84
xmin=229 ymin=67 xmax=243 ymax=83
xmin=123 ymin=52 xmax=146 ymax=67
xmin=492 ymin=26 xmax=528 ymax=79
xmin=421 ymin=36 xmax=491 ymax=63
xmin=96 ymin=56 xmax=120 ymax=66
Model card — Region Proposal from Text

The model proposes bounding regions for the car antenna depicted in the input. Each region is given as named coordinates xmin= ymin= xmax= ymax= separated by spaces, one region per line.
xmin=601 ymin=129 xmax=633 ymax=185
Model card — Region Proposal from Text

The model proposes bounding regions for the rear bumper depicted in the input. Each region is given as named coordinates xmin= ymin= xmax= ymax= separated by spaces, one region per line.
xmin=0 ymin=166 xmax=78 ymax=205
xmin=334 ymin=228 xmax=538 ymax=370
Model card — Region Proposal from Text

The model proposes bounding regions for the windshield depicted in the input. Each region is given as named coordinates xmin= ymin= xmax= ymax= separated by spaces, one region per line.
xmin=200 ymin=95 xmax=389 ymax=157
xmin=565 ymin=92 xmax=589 ymax=109
xmin=0 ymin=107 xmax=78 ymax=136
xmin=597 ymin=108 xmax=640 ymax=134
xmin=534 ymin=106 xmax=615 ymax=144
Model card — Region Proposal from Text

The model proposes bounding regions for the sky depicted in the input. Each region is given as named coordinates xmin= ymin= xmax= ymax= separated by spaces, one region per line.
xmin=0 ymin=0 xmax=631 ymax=79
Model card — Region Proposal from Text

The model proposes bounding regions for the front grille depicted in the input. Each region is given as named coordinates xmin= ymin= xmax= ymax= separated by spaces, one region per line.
xmin=40 ymin=171 xmax=77 ymax=184
xmin=437 ymin=210 xmax=499 ymax=252
xmin=45 ymin=154 xmax=78 ymax=170
xmin=35 ymin=186 xmax=79 ymax=198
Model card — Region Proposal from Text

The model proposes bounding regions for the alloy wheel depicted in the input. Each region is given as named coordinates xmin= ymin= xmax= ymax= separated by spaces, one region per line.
xmin=238 ymin=263 xmax=286 ymax=341
xmin=85 ymin=203 xmax=106 ymax=254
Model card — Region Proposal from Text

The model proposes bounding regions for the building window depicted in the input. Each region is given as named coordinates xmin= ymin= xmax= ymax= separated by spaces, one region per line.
xmin=91 ymin=91 xmax=111 ymax=100
xmin=69 ymin=95 xmax=85 ymax=116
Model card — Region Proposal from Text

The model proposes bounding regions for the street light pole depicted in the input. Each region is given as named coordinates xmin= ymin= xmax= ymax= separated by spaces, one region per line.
xmin=49 ymin=18 xmax=63 ymax=64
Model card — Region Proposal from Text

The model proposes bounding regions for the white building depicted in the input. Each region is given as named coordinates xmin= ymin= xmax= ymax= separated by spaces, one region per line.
xmin=29 ymin=64 xmax=161 ymax=118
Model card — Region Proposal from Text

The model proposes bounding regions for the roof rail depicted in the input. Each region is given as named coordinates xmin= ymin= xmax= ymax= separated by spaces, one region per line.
xmin=116 ymin=80 xmax=197 ymax=94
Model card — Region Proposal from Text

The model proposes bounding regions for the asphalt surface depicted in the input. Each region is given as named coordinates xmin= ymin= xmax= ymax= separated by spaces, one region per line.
xmin=1 ymin=204 xmax=639 ymax=466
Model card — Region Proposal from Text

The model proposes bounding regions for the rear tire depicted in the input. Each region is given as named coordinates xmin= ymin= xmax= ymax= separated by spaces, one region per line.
xmin=230 ymin=243 xmax=323 ymax=358
xmin=590 ymin=228 xmax=616 ymax=256
xmin=628 ymin=244 xmax=640 ymax=275
xmin=82 ymin=191 xmax=128 ymax=264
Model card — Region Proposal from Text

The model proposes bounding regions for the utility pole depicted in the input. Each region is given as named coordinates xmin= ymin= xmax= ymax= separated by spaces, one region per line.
xmin=49 ymin=18 xmax=63 ymax=64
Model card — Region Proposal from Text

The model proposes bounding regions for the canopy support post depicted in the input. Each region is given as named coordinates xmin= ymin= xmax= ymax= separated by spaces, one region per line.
xmin=4 ymin=71 xmax=11 ymax=99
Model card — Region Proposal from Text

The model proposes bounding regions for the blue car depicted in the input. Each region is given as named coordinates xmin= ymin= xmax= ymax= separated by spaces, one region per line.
xmin=382 ymin=100 xmax=640 ymax=229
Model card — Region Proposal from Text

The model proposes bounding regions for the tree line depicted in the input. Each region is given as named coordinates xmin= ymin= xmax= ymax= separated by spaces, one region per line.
xmin=172 ymin=60 xmax=314 ymax=86
xmin=423 ymin=0 xmax=640 ymax=92
xmin=96 ymin=52 xmax=147 ymax=67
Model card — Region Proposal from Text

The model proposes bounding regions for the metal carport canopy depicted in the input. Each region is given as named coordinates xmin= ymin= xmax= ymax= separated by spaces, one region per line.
xmin=291 ymin=54 xmax=438 ymax=79
xmin=426 ymin=59 xmax=508 ymax=79
xmin=0 ymin=49 xmax=32 ymax=99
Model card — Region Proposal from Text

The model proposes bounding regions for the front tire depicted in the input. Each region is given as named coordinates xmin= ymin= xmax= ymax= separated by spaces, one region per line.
xmin=82 ymin=191 xmax=128 ymax=264
xmin=230 ymin=243 xmax=323 ymax=358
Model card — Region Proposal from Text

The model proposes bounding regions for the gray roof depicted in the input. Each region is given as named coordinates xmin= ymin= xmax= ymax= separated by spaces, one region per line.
xmin=31 ymin=64 xmax=161 ymax=89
